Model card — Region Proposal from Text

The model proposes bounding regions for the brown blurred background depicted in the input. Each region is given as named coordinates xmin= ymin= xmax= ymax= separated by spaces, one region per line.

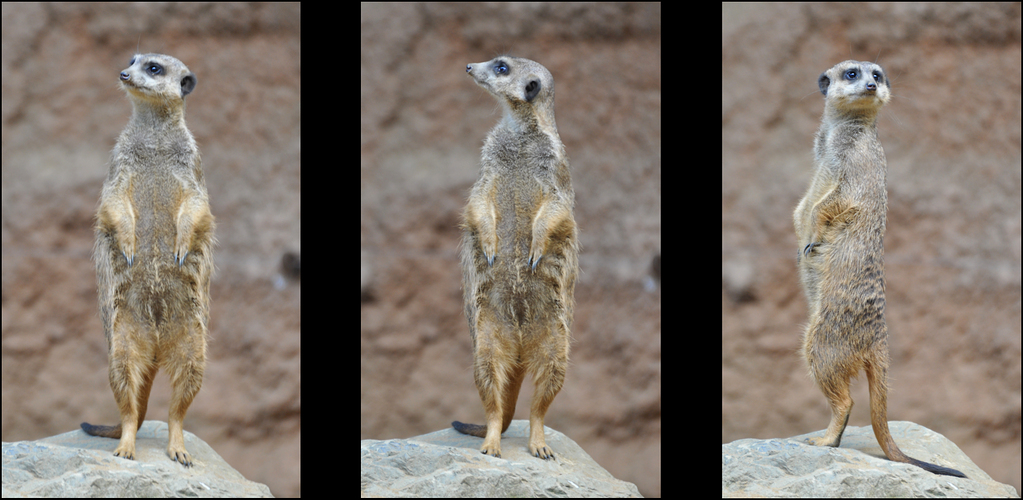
xmin=723 ymin=3 xmax=1021 ymax=492
xmin=2 ymin=4 xmax=300 ymax=497
xmin=361 ymin=3 xmax=662 ymax=498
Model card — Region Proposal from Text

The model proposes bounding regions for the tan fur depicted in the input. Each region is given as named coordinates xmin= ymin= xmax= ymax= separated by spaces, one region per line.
xmin=452 ymin=56 xmax=578 ymax=460
xmin=82 ymin=53 xmax=214 ymax=467
xmin=795 ymin=60 xmax=964 ymax=478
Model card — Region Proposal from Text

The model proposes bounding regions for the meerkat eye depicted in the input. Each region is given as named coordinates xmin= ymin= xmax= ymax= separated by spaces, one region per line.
xmin=147 ymin=64 xmax=163 ymax=76
xmin=494 ymin=62 xmax=508 ymax=74
xmin=872 ymin=71 xmax=882 ymax=82
xmin=844 ymin=70 xmax=858 ymax=80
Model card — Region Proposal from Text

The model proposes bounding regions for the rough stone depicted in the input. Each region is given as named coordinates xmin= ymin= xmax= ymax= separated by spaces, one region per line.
xmin=3 ymin=421 xmax=273 ymax=498
xmin=362 ymin=420 xmax=642 ymax=498
xmin=722 ymin=421 xmax=1019 ymax=497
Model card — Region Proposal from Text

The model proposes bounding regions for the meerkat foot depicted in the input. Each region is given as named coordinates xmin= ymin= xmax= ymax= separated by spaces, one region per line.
xmin=807 ymin=435 xmax=841 ymax=447
xmin=167 ymin=418 xmax=193 ymax=466
xmin=528 ymin=418 xmax=555 ymax=459
xmin=168 ymin=446 xmax=192 ymax=467
xmin=530 ymin=442 xmax=554 ymax=460
xmin=480 ymin=437 xmax=502 ymax=458
xmin=112 ymin=442 xmax=136 ymax=461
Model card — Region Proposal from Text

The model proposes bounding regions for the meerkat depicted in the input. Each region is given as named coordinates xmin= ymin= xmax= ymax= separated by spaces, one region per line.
xmin=452 ymin=56 xmax=578 ymax=460
xmin=794 ymin=60 xmax=965 ymax=478
xmin=81 ymin=53 xmax=214 ymax=467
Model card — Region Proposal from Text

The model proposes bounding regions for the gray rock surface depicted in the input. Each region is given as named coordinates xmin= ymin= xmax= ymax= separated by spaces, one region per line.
xmin=3 ymin=420 xmax=273 ymax=498
xmin=361 ymin=420 xmax=642 ymax=497
xmin=722 ymin=421 xmax=1019 ymax=497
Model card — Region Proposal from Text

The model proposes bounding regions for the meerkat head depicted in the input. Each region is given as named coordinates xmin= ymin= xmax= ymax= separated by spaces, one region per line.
xmin=818 ymin=60 xmax=890 ymax=116
xmin=120 ymin=53 xmax=196 ymax=107
xmin=466 ymin=56 xmax=556 ymax=129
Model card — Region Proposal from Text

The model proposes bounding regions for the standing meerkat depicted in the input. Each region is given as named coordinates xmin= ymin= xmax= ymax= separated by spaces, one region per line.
xmin=794 ymin=60 xmax=965 ymax=478
xmin=82 ymin=53 xmax=214 ymax=467
xmin=452 ymin=56 xmax=578 ymax=460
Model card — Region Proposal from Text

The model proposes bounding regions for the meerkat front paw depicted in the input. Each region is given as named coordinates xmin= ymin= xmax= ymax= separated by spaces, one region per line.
xmin=803 ymin=242 xmax=818 ymax=257
xmin=528 ymin=241 xmax=544 ymax=271
xmin=174 ymin=232 xmax=192 ymax=266
xmin=528 ymin=252 xmax=542 ymax=271
xmin=118 ymin=236 xmax=136 ymax=266
xmin=480 ymin=234 xmax=497 ymax=266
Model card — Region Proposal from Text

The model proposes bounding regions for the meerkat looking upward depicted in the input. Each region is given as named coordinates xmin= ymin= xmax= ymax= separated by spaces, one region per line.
xmin=82 ymin=53 xmax=214 ymax=467
xmin=794 ymin=60 xmax=965 ymax=478
xmin=452 ymin=56 xmax=578 ymax=460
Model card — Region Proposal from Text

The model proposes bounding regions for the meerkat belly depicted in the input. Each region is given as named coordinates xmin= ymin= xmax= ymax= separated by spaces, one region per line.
xmin=487 ymin=170 xmax=557 ymax=327
xmin=810 ymin=227 xmax=886 ymax=333
xmin=124 ymin=171 xmax=194 ymax=329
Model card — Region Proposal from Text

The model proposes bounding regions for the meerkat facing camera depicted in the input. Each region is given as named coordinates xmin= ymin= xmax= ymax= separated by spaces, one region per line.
xmin=794 ymin=60 xmax=965 ymax=478
xmin=452 ymin=56 xmax=578 ymax=460
xmin=82 ymin=53 xmax=214 ymax=467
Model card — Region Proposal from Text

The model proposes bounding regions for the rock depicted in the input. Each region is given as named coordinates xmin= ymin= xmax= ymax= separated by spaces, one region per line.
xmin=722 ymin=421 xmax=1019 ymax=497
xmin=361 ymin=420 xmax=642 ymax=497
xmin=3 ymin=421 xmax=273 ymax=498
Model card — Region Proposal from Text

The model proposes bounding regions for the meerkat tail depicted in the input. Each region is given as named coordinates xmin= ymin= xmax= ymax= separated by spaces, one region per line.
xmin=451 ymin=421 xmax=489 ymax=437
xmin=905 ymin=457 xmax=967 ymax=477
xmin=867 ymin=364 xmax=967 ymax=478
xmin=80 ymin=422 xmax=122 ymax=438
xmin=872 ymin=416 xmax=967 ymax=477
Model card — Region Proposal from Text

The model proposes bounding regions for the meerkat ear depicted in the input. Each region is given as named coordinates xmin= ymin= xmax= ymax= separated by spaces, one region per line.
xmin=818 ymin=73 xmax=830 ymax=96
xmin=524 ymin=77 xmax=541 ymax=102
xmin=181 ymin=73 xmax=197 ymax=97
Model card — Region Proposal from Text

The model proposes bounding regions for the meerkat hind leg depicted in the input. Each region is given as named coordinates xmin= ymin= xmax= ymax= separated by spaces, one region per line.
xmin=501 ymin=363 xmax=526 ymax=431
xmin=111 ymin=358 xmax=158 ymax=460
xmin=466 ymin=317 xmax=525 ymax=458
xmin=165 ymin=331 xmax=205 ymax=466
xmin=167 ymin=403 xmax=195 ymax=466
xmin=80 ymin=361 xmax=154 ymax=440
xmin=480 ymin=361 xmax=525 ymax=458
xmin=133 ymin=363 xmax=157 ymax=431
xmin=526 ymin=331 xmax=568 ymax=459
xmin=528 ymin=376 xmax=563 ymax=459
xmin=807 ymin=370 xmax=853 ymax=447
